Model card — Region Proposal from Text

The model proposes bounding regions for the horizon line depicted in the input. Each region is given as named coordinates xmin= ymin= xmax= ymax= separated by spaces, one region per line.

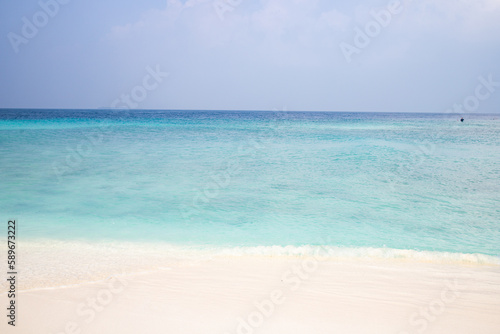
xmin=1 ymin=108 xmax=498 ymax=114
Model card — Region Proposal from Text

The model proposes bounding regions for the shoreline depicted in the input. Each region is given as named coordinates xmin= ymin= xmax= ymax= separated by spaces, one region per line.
xmin=2 ymin=239 xmax=500 ymax=292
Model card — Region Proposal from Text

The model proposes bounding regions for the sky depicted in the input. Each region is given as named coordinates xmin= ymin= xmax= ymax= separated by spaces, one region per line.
xmin=0 ymin=0 xmax=499 ymax=112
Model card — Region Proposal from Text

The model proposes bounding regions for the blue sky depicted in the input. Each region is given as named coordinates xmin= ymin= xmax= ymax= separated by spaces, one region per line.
xmin=1 ymin=0 xmax=499 ymax=112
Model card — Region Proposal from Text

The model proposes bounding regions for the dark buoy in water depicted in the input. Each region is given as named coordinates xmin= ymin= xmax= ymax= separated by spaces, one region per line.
xmin=460 ymin=117 xmax=464 ymax=122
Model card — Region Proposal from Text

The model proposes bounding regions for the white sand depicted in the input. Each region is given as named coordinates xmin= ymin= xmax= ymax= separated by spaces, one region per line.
xmin=2 ymin=245 xmax=500 ymax=334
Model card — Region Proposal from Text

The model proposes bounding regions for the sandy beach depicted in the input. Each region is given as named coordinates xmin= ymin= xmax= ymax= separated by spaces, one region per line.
xmin=2 ymin=242 xmax=500 ymax=334
xmin=3 ymin=0 xmax=500 ymax=332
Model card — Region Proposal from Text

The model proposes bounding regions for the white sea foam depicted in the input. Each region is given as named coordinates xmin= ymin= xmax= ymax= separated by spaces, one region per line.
xmin=6 ymin=239 xmax=498 ymax=292
xmin=212 ymin=244 xmax=500 ymax=264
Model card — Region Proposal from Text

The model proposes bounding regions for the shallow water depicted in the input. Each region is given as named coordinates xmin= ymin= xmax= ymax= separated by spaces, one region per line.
xmin=1 ymin=109 xmax=499 ymax=257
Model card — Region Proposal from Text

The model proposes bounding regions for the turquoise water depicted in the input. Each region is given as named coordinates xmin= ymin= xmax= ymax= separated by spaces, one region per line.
xmin=1 ymin=109 xmax=499 ymax=256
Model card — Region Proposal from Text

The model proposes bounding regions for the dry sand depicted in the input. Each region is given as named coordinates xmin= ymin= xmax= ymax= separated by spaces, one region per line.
xmin=2 ymin=248 xmax=500 ymax=334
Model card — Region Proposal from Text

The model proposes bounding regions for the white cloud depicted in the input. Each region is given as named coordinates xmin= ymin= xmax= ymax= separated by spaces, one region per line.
xmin=398 ymin=0 xmax=500 ymax=41
xmin=106 ymin=0 xmax=350 ymax=43
xmin=103 ymin=0 xmax=500 ymax=67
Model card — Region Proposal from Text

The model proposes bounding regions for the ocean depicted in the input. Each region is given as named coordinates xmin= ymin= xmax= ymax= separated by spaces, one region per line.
xmin=1 ymin=109 xmax=499 ymax=261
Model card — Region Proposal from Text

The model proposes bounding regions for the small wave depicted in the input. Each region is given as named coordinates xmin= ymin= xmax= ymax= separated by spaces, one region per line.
xmin=207 ymin=245 xmax=500 ymax=265
xmin=19 ymin=239 xmax=500 ymax=265
xmin=3 ymin=240 xmax=498 ymax=292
